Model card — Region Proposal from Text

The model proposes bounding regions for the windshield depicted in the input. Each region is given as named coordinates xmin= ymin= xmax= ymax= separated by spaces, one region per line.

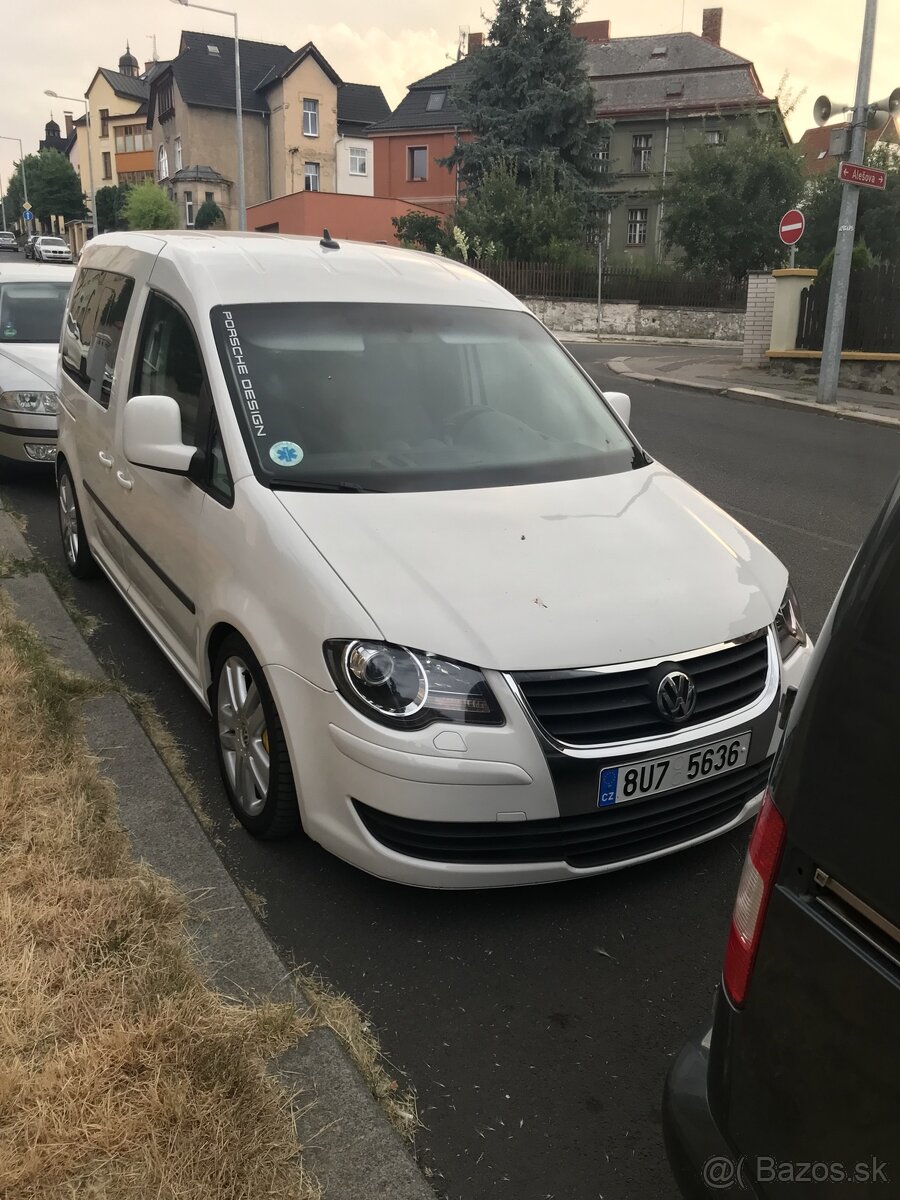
xmin=213 ymin=303 xmax=639 ymax=492
xmin=40 ymin=238 xmax=68 ymax=247
xmin=0 ymin=282 xmax=70 ymax=343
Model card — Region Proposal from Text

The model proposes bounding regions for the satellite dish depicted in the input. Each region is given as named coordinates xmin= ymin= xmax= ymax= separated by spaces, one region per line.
xmin=813 ymin=95 xmax=851 ymax=127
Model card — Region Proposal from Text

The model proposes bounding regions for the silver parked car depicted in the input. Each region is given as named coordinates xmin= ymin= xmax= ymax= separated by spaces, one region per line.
xmin=34 ymin=236 xmax=73 ymax=263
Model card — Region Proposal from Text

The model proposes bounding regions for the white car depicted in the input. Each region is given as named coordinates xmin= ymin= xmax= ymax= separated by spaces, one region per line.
xmin=54 ymin=232 xmax=812 ymax=888
xmin=34 ymin=236 xmax=74 ymax=263
xmin=0 ymin=264 xmax=75 ymax=465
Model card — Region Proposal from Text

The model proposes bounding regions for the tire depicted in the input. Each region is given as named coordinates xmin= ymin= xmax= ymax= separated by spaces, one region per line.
xmin=212 ymin=633 xmax=300 ymax=839
xmin=57 ymin=462 xmax=99 ymax=579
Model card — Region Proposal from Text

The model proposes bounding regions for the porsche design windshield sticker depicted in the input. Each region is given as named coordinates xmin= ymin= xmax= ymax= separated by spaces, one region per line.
xmin=269 ymin=440 xmax=304 ymax=467
xmin=222 ymin=310 xmax=265 ymax=439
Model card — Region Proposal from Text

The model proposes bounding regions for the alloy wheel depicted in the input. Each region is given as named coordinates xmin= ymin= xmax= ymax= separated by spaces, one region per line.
xmin=58 ymin=474 xmax=79 ymax=567
xmin=217 ymin=655 xmax=270 ymax=817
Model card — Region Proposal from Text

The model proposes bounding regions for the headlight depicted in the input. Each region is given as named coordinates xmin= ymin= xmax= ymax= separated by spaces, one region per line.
xmin=325 ymin=639 xmax=505 ymax=730
xmin=0 ymin=390 xmax=58 ymax=414
xmin=774 ymin=582 xmax=806 ymax=659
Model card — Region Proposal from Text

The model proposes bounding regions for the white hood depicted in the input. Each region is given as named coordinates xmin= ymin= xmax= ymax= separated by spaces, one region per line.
xmin=275 ymin=464 xmax=788 ymax=671
xmin=0 ymin=343 xmax=58 ymax=392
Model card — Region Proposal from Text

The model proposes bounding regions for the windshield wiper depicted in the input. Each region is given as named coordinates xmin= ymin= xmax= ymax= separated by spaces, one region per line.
xmin=271 ymin=479 xmax=383 ymax=493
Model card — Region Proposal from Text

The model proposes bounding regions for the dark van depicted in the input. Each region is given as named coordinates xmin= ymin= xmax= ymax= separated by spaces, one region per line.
xmin=663 ymin=474 xmax=900 ymax=1198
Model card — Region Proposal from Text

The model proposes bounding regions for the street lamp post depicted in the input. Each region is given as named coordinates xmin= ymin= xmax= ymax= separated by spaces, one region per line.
xmin=0 ymin=135 xmax=29 ymax=233
xmin=815 ymin=0 xmax=878 ymax=405
xmin=45 ymin=90 xmax=97 ymax=239
xmin=170 ymin=0 xmax=246 ymax=230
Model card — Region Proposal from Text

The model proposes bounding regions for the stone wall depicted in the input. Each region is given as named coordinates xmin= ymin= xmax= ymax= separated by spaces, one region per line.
xmin=526 ymin=297 xmax=743 ymax=342
xmin=766 ymin=356 xmax=900 ymax=396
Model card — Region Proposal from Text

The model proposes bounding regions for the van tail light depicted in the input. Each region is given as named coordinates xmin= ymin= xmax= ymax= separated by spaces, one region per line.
xmin=723 ymin=791 xmax=786 ymax=1007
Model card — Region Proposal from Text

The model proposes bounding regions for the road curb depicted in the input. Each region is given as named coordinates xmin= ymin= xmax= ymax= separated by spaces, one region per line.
xmin=0 ymin=563 xmax=434 ymax=1200
xmin=608 ymin=359 xmax=900 ymax=430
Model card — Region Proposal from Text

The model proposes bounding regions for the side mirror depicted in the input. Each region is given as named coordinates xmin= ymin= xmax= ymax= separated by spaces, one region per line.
xmin=123 ymin=394 xmax=195 ymax=474
xmin=605 ymin=390 xmax=631 ymax=427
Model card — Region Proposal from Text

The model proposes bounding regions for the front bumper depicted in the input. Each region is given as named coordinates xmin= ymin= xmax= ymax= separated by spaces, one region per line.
xmin=268 ymin=637 xmax=813 ymax=888
xmin=0 ymin=410 xmax=57 ymax=463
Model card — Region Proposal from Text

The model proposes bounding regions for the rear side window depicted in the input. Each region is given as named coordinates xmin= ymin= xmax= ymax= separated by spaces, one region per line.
xmin=61 ymin=268 xmax=135 ymax=408
xmin=130 ymin=292 xmax=206 ymax=448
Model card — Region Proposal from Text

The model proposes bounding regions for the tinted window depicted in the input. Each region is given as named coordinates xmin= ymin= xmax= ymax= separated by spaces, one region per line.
xmin=212 ymin=303 xmax=638 ymax=493
xmin=131 ymin=292 xmax=205 ymax=447
xmin=0 ymin=281 xmax=70 ymax=343
xmin=207 ymin=417 xmax=233 ymax=505
xmin=61 ymin=268 xmax=135 ymax=408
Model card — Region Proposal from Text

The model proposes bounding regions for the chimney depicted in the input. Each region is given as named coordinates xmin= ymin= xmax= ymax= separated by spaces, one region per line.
xmin=63 ymin=112 xmax=74 ymax=137
xmin=467 ymin=31 xmax=483 ymax=54
xmin=571 ymin=20 xmax=611 ymax=44
xmin=702 ymin=7 xmax=723 ymax=45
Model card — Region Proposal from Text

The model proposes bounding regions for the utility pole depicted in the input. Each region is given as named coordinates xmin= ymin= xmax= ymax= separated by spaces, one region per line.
xmin=816 ymin=0 xmax=878 ymax=405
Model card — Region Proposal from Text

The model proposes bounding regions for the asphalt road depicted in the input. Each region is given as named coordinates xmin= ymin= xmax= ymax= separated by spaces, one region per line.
xmin=4 ymin=360 xmax=900 ymax=1200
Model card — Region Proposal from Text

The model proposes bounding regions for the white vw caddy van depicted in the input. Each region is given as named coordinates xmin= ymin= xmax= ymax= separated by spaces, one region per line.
xmin=55 ymin=232 xmax=812 ymax=888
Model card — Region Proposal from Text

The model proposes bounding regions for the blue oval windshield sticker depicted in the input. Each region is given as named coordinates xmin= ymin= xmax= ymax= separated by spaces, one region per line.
xmin=269 ymin=441 xmax=304 ymax=467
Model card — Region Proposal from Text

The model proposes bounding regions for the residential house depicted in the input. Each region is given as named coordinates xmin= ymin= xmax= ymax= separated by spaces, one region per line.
xmin=77 ymin=46 xmax=161 ymax=193
xmin=147 ymin=32 xmax=390 ymax=229
xmin=335 ymin=84 xmax=391 ymax=195
xmin=796 ymin=121 xmax=900 ymax=176
xmin=372 ymin=9 xmax=785 ymax=256
xmin=585 ymin=9 xmax=786 ymax=259
xmin=369 ymin=60 xmax=472 ymax=215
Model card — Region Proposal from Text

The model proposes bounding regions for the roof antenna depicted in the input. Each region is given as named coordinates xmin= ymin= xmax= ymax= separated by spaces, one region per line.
xmin=320 ymin=228 xmax=340 ymax=250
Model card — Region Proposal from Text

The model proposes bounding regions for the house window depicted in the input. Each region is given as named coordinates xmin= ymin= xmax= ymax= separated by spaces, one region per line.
xmin=704 ymin=129 xmax=726 ymax=146
xmin=349 ymin=146 xmax=368 ymax=176
xmin=102 ymin=152 xmax=112 ymax=179
xmin=425 ymin=91 xmax=446 ymax=112
xmin=631 ymin=134 xmax=652 ymax=172
xmin=99 ymin=109 xmax=109 ymax=138
xmin=407 ymin=146 xmax=428 ymax=181
xmin=304 ymin=162 xmax=320 ymax=191
xmin=157 ymin=144 xmax=169 ymax=181
xmin=158 ymin=82 xmax=174 ymax=120
xmin=184 ymin=190 xmax=194 ymax=227
xmin=174 ymin=136 xmax=183 ymax=170
xmin=205 ymin=191 xmax=214 ymax=203
xmin=118 ymin=170 xmax=154 ymax=185
xmin=114 ymin=124 xmax=152 ymax=153
xmin=627 ymin=207 xmax=649 ymax=246
xmin=594 ymin=137 xmax=610 ymax=174
xmin=303 ymin=99 xmax=319 ymax=137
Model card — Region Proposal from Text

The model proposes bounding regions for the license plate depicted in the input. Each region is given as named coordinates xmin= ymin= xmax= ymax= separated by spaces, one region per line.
xmin=598 ymin=733 xmax=752 ymax=807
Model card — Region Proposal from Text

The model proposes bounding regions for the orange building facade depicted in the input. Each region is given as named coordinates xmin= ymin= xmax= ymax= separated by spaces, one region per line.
xmin=247 ymin=190 xmax=445 ymax=244
xmin=371 ymin=131 xmax=462 ymax=217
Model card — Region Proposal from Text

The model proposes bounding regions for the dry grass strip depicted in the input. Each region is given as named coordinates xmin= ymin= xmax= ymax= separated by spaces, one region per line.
xmin=0 ymin=593 xmax=319 ymax=1200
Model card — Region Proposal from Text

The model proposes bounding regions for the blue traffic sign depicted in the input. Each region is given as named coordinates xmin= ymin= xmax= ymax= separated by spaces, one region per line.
xmin=23 ymin=209 xmax=33 ymax=221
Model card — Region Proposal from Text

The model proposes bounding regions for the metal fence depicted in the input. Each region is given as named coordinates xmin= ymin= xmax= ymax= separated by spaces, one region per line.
xmin=797 ymin=265 xmax=900 ymax=353
xmin=475 ymin=260 xmax=748 ymax=310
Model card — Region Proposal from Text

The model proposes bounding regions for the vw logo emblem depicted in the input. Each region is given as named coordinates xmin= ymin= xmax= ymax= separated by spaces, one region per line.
xmin=656 ymin=670 xmax=697 ymax=722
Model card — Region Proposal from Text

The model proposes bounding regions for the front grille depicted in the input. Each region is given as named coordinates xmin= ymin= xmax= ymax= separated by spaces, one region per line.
xmin=513 ymin=633 xmax=770 ymax=747
xmin=353 ymin=758 xmax=772 ymax=868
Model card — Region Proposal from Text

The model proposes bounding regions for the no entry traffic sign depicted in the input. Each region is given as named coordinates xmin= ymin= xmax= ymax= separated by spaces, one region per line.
xmin=838 ymin=161 xmax=887 ymax=190
xmin=779 ymin=209 xmax=805 ymax=246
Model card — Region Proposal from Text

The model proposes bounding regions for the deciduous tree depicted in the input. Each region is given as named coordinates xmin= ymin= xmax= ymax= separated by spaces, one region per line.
xmin=122 ymin=182 xmax=178 ymax=231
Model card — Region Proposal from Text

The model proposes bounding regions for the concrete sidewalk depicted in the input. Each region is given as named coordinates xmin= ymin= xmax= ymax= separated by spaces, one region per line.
xmin=604 ymin=345 xmax=900 ymax=430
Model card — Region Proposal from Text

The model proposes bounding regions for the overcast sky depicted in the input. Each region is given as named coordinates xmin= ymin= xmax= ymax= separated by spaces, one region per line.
xmin=2 ymin=0 xmax=898 ymax=188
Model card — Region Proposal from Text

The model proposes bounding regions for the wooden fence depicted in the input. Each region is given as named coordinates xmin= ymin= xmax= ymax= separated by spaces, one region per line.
xmin=797 ymin=265 xmax=900 ymax=353
xmin=475 ymin=261 xmax=748 ymax=310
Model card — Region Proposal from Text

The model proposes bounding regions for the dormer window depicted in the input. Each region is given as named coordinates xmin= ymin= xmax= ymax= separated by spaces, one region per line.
xmin=207 ymin=45 xmax=220 ymax=55
xmin=426 ymin=91 xmax=447 ymax=112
